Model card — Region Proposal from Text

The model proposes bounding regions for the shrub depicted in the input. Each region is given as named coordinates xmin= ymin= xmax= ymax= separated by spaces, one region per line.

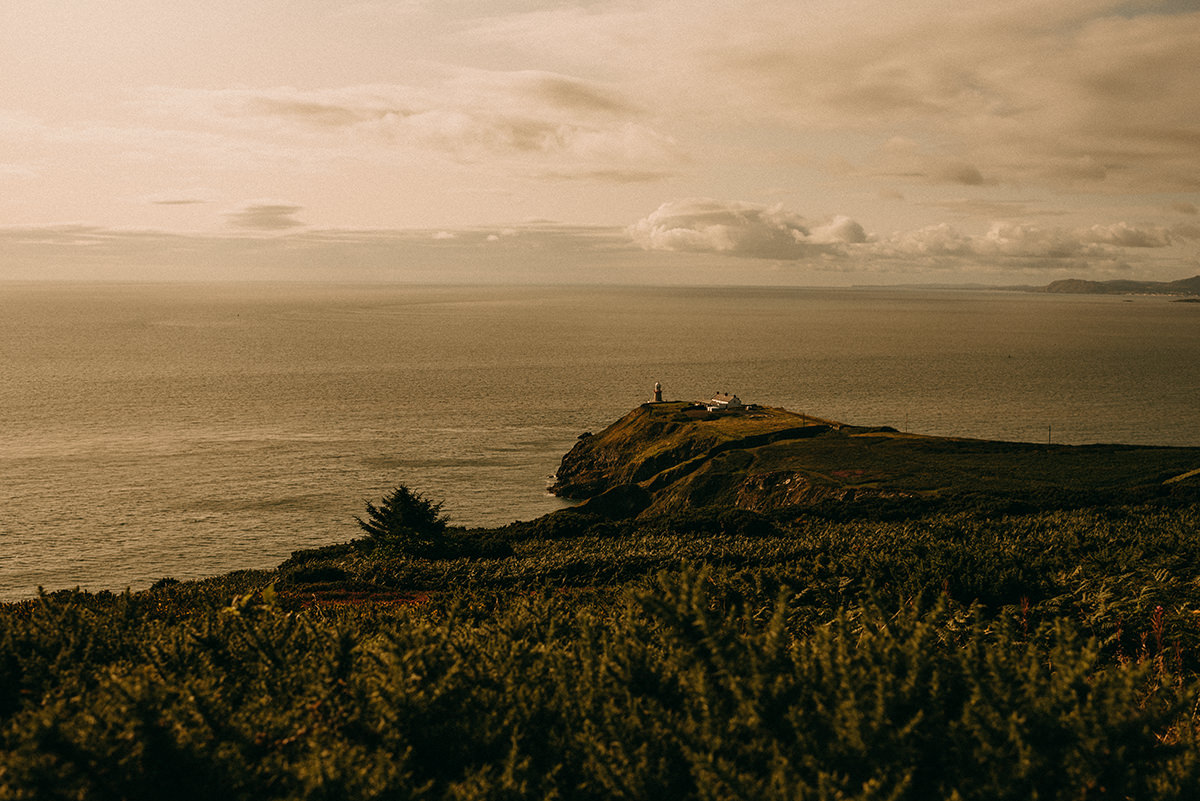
xmin=717 ymin=508 xmax=777 ymax=537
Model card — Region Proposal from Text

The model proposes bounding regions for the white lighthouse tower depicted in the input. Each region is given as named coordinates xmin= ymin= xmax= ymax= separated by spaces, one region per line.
xmin=652 ymin=382 xmax=663 ymax=403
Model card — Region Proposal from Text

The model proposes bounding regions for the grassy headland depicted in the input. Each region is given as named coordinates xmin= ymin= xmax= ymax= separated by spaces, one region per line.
xmin=4 ymin=403 xmax=1200 ymax=799
xmin=554 ymin=401 xmax=1200 ymax=518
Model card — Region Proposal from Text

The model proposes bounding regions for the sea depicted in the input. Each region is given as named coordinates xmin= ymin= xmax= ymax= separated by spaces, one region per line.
xmin=3 ymin=282 xmax=1199 ymax=600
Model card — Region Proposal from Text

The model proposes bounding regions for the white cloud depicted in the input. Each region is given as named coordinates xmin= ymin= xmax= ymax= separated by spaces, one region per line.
xmin=1080 ymin=222 xmax=1171 ymax=248
xmin=630 ymin=198 xmax=871 ymax=259
xmin=810 ymin=215 xmax=869 ymax=245
xmin=881 ymin=223 xmax=976 ymax=257
xmin=980 ymin=223 xmax=1097 ymax=259
xmin=870 ymin=219 xmax=1178 ymax=270
xmin=630 ymin=197 xmax=1186 ymax=274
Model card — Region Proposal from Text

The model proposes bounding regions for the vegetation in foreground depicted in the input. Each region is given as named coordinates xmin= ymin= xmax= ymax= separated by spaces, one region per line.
xmin=4 ymin=490 xmax=1200 ymax=799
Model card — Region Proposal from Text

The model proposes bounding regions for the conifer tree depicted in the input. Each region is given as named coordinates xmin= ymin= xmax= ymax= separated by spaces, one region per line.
xmin=355 ymin=485 xmax=448 ymax=553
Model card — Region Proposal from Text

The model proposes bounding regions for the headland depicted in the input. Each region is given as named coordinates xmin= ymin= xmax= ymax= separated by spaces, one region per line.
xmin=552 ymin=399 xmax=1200 ymax=520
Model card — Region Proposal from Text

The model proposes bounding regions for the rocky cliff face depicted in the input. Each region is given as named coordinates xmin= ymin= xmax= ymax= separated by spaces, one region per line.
xmin=551 ymin=403 xmax=828 ymax=496
xmin=551 ymin=401 xmax=847 ymax=516
xmin=550 ymin=403 xmax=713 ymax=498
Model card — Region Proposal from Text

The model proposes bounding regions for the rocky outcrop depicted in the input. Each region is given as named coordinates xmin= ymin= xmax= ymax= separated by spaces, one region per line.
xmin=552 ymin=402 xmax=861 ymax=517
xmin=551 ymin=402 xmax=826 ymax=500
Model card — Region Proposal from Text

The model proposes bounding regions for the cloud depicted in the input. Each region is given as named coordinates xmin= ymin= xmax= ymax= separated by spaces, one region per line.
xmin=725 ymin=4 xmax=1200 ymax=193
xmin=536 ymin=168 xmax=674 ymax=183
xmin=476 ymin=2 xmax=1200 ymax=194
xmin=629 ymin=198 xmax=867 ymax=259
xmin=530 ymin=75 xmax=641 ymax=116
xmin=882 ymin=223 xmax=976 ymax=258
xmin=933 ymin=163 xmax=986 ymax=187
xmin=150 ymin=198 xmax=207 ymax=206
xmin=872 ymin=139 xmax=990 ymax=186
xmin=0 ymin=162 xmax=36 ymax=179
xmin=0 ymin=216 xmax=1192 ymax=285
xmin=919 ymin=198 xmax=1074 ymax=219
xmin=630 ymin=197 xmax=1183 ymax=274
xmin=0 ymin=223 xmax=113 ymax=247
xmin=1172 ymin=223 xmax=1200 ymax=241
xmin=0 ymin=221 xmax=644 ymax=283
xmin=224 ymin=202 xmax=305 ymax=231
xmin=980 ymin=223 xmax=1101 ymax=259
xmin=870 ymin=219 xmax=1177 ymax=270
xmin=810 ymin=215 xmax=868 ymax=244
xmin=1080 ymin=222 xmax=1171 ymax=248
xmin=144 ymin=70 xmax=681 ymax=179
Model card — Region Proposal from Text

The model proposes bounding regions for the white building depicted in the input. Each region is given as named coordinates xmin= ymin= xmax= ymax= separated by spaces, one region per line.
xmin=706 ymin=392 xmax=744 ymax=412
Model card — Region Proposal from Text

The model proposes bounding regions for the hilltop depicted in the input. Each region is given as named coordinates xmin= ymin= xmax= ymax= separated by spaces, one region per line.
xmin=1042 ymin=274 xmax=1200 ymax=296
xmin=553 ymin=400 xmax=1200 ymax=519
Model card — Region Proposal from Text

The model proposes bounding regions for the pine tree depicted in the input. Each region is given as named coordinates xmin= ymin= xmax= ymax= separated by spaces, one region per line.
xmin=354 ymin=485 xmax=448 ymax=553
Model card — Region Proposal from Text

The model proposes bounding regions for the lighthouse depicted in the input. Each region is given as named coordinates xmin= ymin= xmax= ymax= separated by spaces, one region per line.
xmin=652 ymin=382 xmax=663 ymax=403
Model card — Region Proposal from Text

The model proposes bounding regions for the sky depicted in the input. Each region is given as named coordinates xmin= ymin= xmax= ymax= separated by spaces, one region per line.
xmin=1 ymin=0 xmax=1198 ymax=285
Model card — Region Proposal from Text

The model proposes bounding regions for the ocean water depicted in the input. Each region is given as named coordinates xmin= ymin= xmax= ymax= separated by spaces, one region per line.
xmin=3 ymin=282 xmax=1199 ymax=599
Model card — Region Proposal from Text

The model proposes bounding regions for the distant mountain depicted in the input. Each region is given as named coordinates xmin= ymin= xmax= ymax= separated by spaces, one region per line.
xmin=1043 ymin=275 xmax=1200 ymax=296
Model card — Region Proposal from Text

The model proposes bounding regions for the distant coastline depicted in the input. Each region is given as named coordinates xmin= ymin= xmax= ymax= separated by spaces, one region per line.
xmin=1040 ymin=274 xmax=1200 ymax=296
xmin=857 ymin=273 xmax=1200 ymax=296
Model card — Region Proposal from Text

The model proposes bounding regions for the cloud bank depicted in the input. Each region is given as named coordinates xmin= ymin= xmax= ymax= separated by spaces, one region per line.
xmin=474 ymin=1 xmax=1200 ymax=195
xmin=629 ymin=199 xmax=868 ymax=259
xmin=631 ymin=198 xmax=1185 ymax=272
xmin=2 ymin=1 xmax=1197 ymax=279
xmin=0 ymin=210 xmax=1193 ymax=285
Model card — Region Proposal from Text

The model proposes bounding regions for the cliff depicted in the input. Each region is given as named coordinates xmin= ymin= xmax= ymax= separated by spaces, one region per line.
xmin=552 ymin=402 xmax=1200 ymax=519
xmin=551 ymin=402 xmax=835 ymax=498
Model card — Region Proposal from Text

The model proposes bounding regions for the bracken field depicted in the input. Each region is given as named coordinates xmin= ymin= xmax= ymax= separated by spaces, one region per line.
xmin=4 ymin=493 xmax=1200 ymax=800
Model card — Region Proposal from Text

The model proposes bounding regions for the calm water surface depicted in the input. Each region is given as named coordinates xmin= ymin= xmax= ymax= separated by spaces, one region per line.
xmin=2 ymin=283 xmax=1198 ymax=599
